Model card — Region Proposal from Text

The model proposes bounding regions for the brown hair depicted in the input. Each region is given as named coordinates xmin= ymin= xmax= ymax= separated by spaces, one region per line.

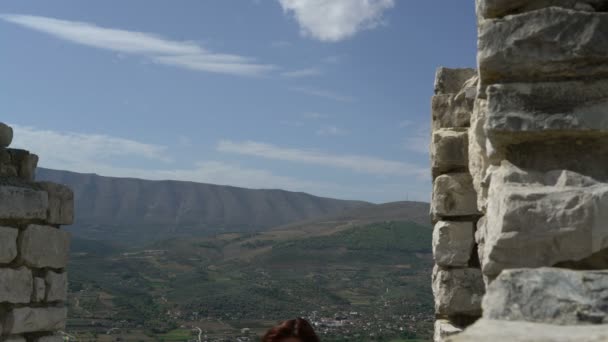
xmin=261 ymin=318 xmax=320 ymax=342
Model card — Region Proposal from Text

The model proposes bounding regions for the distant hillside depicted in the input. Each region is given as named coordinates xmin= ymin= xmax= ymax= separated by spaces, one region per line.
xmin=37 ymin=168 xmax=371 ymax=242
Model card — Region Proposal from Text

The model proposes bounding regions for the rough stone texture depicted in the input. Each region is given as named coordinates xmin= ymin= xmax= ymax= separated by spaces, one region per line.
xmin=34 ymin=336 xmax=63 ymax=342
xmin=34 ymin=277 xmax=46 ymax=303
xmin=0 ymin=267 xmax=32 ymax=304
xmin=478 ymin=8 xmax=608 ymax=86
xmin=432 ymin=266 xmax=485 ymax=317
xmin=434 ymin=319 xmax=463 ymax=342
xmin=0 ymin=226 xmax=18 ymax=263
xmin=435 ymin=68 xmax=477 ymax=95
xmin=8 ymin=149 xmax=39 ymax=182
xmin=37 ymin=182 xmax=74 ymax=225
xmin=20 ymin=225 xmax=70 ymax=269
xmin=0 ymin=186 xmax=48 ymax=220
xmin=45 ymin=271 xmax=67 ymax=302
xmin=480 ymin=162 xmax=608 ymax=278
xmin=432 ymin=173 xmax=480 ymax=218
xmin=4 ymin=338 xmax=27 ymax=342
xmin=0 ymin=122 xmax=13 ymax=148
xmin=448 ymin=319 xmax=608 ymax=342
xmin=4 ymin=307 xmax=67 ymax=334
xmin=485 ymin=81 xmax=608 ymax=145
xmin=431 ymin=129 xmax=469 ymax=176
xmin=483 ymin=268 xmax=608 ymax=324
xmin=469 ymin=98 xmax=491 ymax=211
xmin=433 ymin=221 xmax=474 ymax=267
xmin=0 ymin=149 xmax=18 ymax=178
xmin=477 ymin=0 xmax=608 ymax=19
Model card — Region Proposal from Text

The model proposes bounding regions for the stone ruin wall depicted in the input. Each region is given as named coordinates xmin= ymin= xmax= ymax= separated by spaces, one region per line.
xmin=432 ymin=1 xmax=608 ymax=341
xmin=0 ymin=123 xmax=74 ymax=342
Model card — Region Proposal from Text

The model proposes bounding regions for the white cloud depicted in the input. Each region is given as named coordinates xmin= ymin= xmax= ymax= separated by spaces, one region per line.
xmin=316 ymin=125 xmax=347 ymax=136
xmin=278 ymin=0 xmax=395 ymax=42
xmin=281 ymin=67 xmax=322 ymax=78
xmin=217 ymin=140 xmax=428 ymax=178
xmin=11 ymin=124 xmax=171 ymax=170
xmin=0 ymin=14 xmax=275 ymax=77
xmin=290 ymin=86 xmax=354 ymax=102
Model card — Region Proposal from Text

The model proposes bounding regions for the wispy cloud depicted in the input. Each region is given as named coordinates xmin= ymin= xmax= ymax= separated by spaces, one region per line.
xmin=303 ymin=112 xmax=328 ymax=119
xmin=11 ymin=124 xmax=172 ymax=169
xmin=316 ymin=125 xmax=347 ymax=136
xmin=290 ymin=86 xmax=354 ymax=102
xmin=217 ymin=140 xmax=428 ymax=178
xmin=0 ymin=14 xmax=275 ymax=77
xmin=277 ymin=0 xmax=395 ymax=42
xmin=281 ymin=67 xmax=322 ymax=78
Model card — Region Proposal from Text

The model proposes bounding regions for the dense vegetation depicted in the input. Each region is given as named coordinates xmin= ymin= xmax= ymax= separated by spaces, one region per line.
xmin=67 ymin=221 xmax=434 ymax=341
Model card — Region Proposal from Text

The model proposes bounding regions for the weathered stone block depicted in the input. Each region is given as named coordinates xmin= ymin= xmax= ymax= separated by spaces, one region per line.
xmin=34 ymin=277 xmax=46 ymax=302
xmin=0 ymin=186 xmax=48 ymax=220
xmin=37 ymin=182 xmax=74 ymax=225
xmin=0 ymin=226 xmax=18 ymax=263
xmin=7 ymin=149 xmax=38 ymax=182
xmin=432 ymin=266 xmax=484 ymax=317
xmin=432 ymin=173 xmax=480 ymax=218
xmin=4 ymin=307 xmax=67 ymax=334
xmin=483 ymin=268 xmax=608 ymax=324
xmin=4 ymin=338 xmax=27 ymax=342
xmin=485 ymin=81 xmax=608 ymax=144
xmin=433 ymin=221 xmax=474 ymax=267
xmin=431 ymin=129 xmax=468 ymax=176
xmin=0 ymin=267 xmax=32 ymax=304
xmin=447 ymin=319 xmax=608 ymax=342
xmin=481 ymin=162 xmax=608 ymax=278
xmin=0 ymin=122 xmax=13 ymax=148
xmin=434 ymin=319 xmax=463 ymax=342
xmin=435 ymin=68 xmax=477 ymax=95
xmin=469 ymin=98 xmax=491 ymax=212
xmin=45 ymin=271 xmax=67 ymax=302
xmin=477 ymin=0 xmax=607 ymax=19
xmin=478 ymin=8 xmax=608 ymax=86
xmin=20 ymin=225 xmax=70 ymax=269
xmin=34 ymin=336 xmax=63 ymax=342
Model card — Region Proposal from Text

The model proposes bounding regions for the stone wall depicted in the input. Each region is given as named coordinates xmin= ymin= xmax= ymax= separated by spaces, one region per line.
xmin=0 ymin=123 xmax=73 ymax=342
xmin=431 ymin=1 xmax=608 ymax=341
xmin=430 ymin=68 xmax=485 ymax=341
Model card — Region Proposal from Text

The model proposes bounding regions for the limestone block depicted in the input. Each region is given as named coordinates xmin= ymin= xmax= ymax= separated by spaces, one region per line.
xmin=0 ymin=226 xmax=18 ymax=263
xmin=485 ymin=81 xmax=608 ymax=145
xmin=4 ymin=307 xmax=67 ymax=334
xmin=447 ymin=319 xmax=608 ymax=342
xmin=432 ymin=173 xmax=480 ymax=218
xmin=34 ymin=277 xmax=46 ymax=302
xmin=478 ymin=8 xmax=608 ymax=86
xmin=434 ymin=319 xmax=463 ymax=342
xmin=0 ymin=122 xmax=13 ymax=148
xmin=37 ymin=182 xmax=74 ymax=225
xmin=481 ymin=162 xmax=608 ymax=278
xmin=34 ymin=336 xmax=63 ymax=342
xmin=433 ymin=221 xmax=474 ymax=267
xmin=0 ymin=186 xmax=48 ymax=220
xmin=4 ymin=338 xmax=27 ymax=342
xmin=477 ymin=0 xmax=607 ymax=19
xmin=45 ymin=271 xmax=67 ymax=302
xmin=0 ymin=267 xmax=32 ymax=304
xmin=20 ymin=225 xmax=70 ymax=269
xmin=434 ymin=68 xmax=477 ymax=95
xmin=7 ymin=149 xmax=38 ymax=182
xmin=432 ymin=266 xmax=484 ymax=317
xmin=431 ymin=129 xmax=468 ymax=176
xmin=483 ymin=268 xmax=608 ymax=324
xmin=0 ymin=149 xmax=18 ymax=177
xmin=468 ymin=98 xmax=491 ymax=211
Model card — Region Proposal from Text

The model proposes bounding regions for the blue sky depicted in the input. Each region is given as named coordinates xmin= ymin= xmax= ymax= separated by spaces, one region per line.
xmin=1 ymin=0 xmax=476 ymax=203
